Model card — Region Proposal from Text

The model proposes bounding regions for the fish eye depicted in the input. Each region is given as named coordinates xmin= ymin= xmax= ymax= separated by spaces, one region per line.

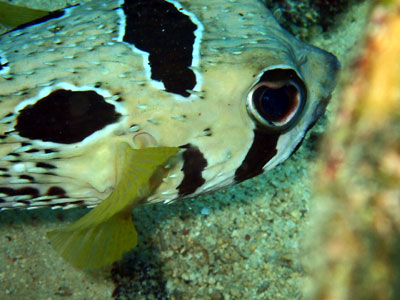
xmin=246 ymin=68 xmax=306 ymax=132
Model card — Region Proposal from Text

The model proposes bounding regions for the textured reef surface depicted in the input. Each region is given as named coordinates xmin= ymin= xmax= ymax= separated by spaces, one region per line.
xmin=304 ymin=2 xmax=400 ymax=299
xmin=264 ymin=0 xmax=365 ymax=40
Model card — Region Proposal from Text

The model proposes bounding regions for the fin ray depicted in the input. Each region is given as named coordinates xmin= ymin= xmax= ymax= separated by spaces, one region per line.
xmin=47 ymin=143 xmax=179 ymax=269
xmin=0 ymin=3 xmax=50 ymax=27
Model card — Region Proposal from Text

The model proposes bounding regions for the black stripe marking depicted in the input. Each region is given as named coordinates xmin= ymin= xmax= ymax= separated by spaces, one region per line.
xmin=36 ymin=162 xmax=56 ymax=169
xmin=177 ymin=144 xmax=207 ymax=196
xmin=17 ymin=200 xmax=30 ymax=205
xmin=25 ymin=148 xmax=40 ymax=153
xmin=122 ymin=0 xmax=197 ymax=97
xmin=234 ymin=129 xmax=280 ymax=182
xmin=44 ymin=149 xmax=57 ymax=154
xmin=15 ymin=89 xmax=121 ymax=144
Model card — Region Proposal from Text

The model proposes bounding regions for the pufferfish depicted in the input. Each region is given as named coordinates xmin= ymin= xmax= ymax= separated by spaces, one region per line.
xmin=0 ymin=0 xmax=339 ymax=268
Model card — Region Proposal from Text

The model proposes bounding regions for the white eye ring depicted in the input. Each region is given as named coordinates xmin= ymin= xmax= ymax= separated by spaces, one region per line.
xmin=246 ymin=69 xmax=306 ymax=132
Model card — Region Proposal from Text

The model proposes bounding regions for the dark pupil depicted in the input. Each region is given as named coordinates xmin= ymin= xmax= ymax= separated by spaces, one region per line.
xmin=253 ymin=85 xmax=295 ymax=123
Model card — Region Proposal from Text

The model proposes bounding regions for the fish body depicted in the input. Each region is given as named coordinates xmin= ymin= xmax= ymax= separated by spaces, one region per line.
xmin=0 ymin=0 xmax=338 ymax=210
xmin=0 ymin=0 xmax=339 ymax=267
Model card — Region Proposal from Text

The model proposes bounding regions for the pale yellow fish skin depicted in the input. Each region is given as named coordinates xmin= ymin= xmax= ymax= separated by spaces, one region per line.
xmin=0 ymin=0 xmax=339 ymax=209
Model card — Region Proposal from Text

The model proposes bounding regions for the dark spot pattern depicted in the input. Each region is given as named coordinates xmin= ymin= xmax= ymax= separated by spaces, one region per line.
xmin=19 ymin=175 xmax=34 ymax=181
xmin=122 ymin=0 xmax=197 ymax=97
xmin=17 ymin=200 xmax=30 ymax=205
xmin=0 ymin=60 xmax=8 ymax=71
xmin=44 ymin=149 xmax=57 ymax=154
xmin=0 ymin=187 xmax=39 ymax=198
xmin=25 ymin=148 xmax=40 ymax=153
xmin=234 ymin=128 xmax=280 ymax=182
xmin=177 ymin=144 xmax=207 ymax=196
xmin=36 ymin=162 xmax=56 ymax=169
xmin=15 ymin=89 xmax=121 ymax=144
xmin=47 ymin=186 xmax=66 ymax=196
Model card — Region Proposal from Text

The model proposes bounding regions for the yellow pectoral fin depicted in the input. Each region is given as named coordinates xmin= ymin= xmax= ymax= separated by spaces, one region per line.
xmin=47 ymin=143 xmax=179 ymax=269
xmin=0 ymin=3 xmax=50 ymax=27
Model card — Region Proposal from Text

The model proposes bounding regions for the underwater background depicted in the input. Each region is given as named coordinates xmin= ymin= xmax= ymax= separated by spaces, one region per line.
xmin=2 ymin=0 xmax=397 ymax=299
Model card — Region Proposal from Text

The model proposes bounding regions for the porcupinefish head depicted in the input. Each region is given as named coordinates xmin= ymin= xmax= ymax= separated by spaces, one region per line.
xmin=0 ymin=0 xmax=339 ymax=268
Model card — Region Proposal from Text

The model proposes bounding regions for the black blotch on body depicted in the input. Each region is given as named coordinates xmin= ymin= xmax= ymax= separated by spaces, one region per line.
xmin=177 ymin=144 xmax=207 ymax=196
xmin=0 ymin=187 xmax=39 ymax=197
xmin=26 ymin=148 xmax=40 ymax=153
xmin=44 ymin=149 xmax=57 ymax=154
xmin=234 ymin=128 xmax=280 ymax=182
xmin=17 ymin=200 xmax=30 ymax=205
xmin=19 ymin=175 xmax=34 ymax=181
xmin=47 ymin=186 xmax=66 ymax=196
xmin=15 ymin=89 xmax=121 ymax=144
xmin=122 ymin=0 xmax=197 ymax=97
xmin=36 ymin=162 xmax=56 ymax=169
